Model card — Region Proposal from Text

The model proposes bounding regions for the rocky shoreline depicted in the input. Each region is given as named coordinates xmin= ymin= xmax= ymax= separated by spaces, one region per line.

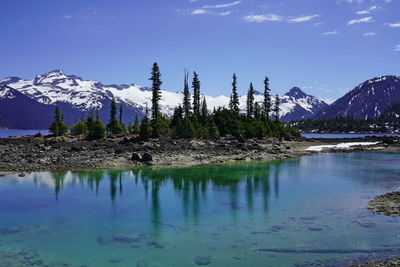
xmin=346 ymin=257 xmax=400 ymax=266
xmin=368 ymin=192 xmax=400 ymax=217
xmin=0 ymin=135 xmax=399 ymax=174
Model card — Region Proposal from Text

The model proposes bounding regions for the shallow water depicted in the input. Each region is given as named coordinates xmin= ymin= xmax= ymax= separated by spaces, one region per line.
xmin=1 ymin=153 xmax=400 ymax=266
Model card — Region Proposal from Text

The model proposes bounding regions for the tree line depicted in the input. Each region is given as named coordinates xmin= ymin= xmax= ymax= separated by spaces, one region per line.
xmin=291 ymin=104 xmax=400 ymax=133
xmin=50 ymin=63 xmax=300 ymax=140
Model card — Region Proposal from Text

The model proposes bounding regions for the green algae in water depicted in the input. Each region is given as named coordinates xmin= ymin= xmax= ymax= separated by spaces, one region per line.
xmin=0 ymin=153 xmax=400 ymax=266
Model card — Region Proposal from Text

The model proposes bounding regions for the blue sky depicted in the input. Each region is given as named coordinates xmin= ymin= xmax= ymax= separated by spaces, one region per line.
xmin=1 ymin=0 xmax=399 ymax=101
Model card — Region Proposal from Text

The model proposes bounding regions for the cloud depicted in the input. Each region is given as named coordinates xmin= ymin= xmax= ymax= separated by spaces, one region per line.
xmin=219 ymin=11 xmax=233 ymax=16
xmin=323 ymin=31 xmax=339 ymax=35
xmin=337 ymin=0 xmax=390 ymax=3
xmin=395 ymin=44 xmax=400 ymax=51
xmin=243 ymin=14 xmax=319 ymax=23
xmin=364 ymin=32 xmax=375 ymax=36
xmin=62 ymin=15 xmax=72 ymax=19
xmin=203 ymin=1 xmax=241 ymax=9
xmin=289 ymin=14 xmax=319 ymax=23
xmin=348 ymin=16 xmax=374 ymax=25
xmin=190 ymin=1 xmax=240 ymax=16
xmin=243 ymin=14 xmax=283 ymax=23
xmin=191 ymin=9 xmax=208 ymax=15
xmin=385 ymin=22 xmax=400 ymax=28
xmin=356 ymin=5 xmax=379 ymax=14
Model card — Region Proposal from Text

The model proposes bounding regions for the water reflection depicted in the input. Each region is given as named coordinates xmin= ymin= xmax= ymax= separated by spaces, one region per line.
xmin=20 ymin=161 xmax=288 ymax=227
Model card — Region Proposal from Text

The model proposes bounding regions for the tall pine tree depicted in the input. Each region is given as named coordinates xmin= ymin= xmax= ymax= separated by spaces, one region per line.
xmin=254 ymin=102 xmax=261 ymax=120
xmin=274 ymin=94 xmax=280 ymax=121
xmin=246 ymin=83 xmax=255 ymax=118
xmin=150 ymin=62 xmax=162 ymax=121
xmin=119 ymin=105 xmax=123 ymax=124
xmin=229 ymin=73 xmax=240 ymax=113
xmin=263 ymin=76 xmax=271 ymax=120
xmin=182 ymin=70 xmax=191 ymax=117
xmin=107 ymin=97 xmax=123 ymax=134
xmin=200 ymin=96 xmax=208 ymax=124
xmin=192 ymin=71 xmax=201 ymax=117
xmin=49 ymin=105 xmax=68 ymax=136
xmin=140 ymin=104 xmax=152 ymax=140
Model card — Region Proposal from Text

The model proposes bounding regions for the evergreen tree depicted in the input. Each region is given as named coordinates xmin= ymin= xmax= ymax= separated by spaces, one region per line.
xmin=208 ymin=120 xmax=220 ymax=138
xmin=132 ymin=113 xmax=140 ymax=135
xmin=70 ymin=120 xmax=88 ymax=136
xmin=182 ymin=70 xmax=191 ymax=117
xmin=171 ymin=105 xmax=184 ymax=137
xmin=200 ymin=96 xmax=208 ymax=124
xmin=150 ymin=62 xmax=162 ymax=121
xmin=49 ymin=105 xmax=68 ymax=136
xmin=229 ymin=73 xmax=240 ymax=113
xmin=254 ymin=102 xmax=261 ymax=120
xmin=263 ymin=76 xmax=271 ymax=119
xmin=182 ymin=116 xmax=195 ymax=139
xmin=139 ymin=104 xmax=152 ymax=140
xmin=119 ymin=105 xmax=123 ymax=124
xmin=246 ymin=83 xmax=255 ymax=118
xmin=86 ymin=111 xmax=95 ymax=130
xmin=88 ymin=119 xmax=106 ymax=140
xmin=274 ymin=94 xmax=280 ymax=121
xmin=107 ymin=97 xmax=124 ymax=134
xmin=192 ymin=71 xmax=201 ymax=117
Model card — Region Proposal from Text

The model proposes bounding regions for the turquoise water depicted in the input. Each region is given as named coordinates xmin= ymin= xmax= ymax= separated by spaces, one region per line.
xmin=1 ymin=153 xmax=400 ymax=267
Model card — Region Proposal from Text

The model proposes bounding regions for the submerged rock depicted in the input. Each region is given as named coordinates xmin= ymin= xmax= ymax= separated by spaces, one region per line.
xmin=194 ymin=256 xmax=212 ymax=265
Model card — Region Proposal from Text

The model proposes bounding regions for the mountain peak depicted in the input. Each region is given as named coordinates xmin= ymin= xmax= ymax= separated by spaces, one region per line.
xmin=285 ymin=87 xmax=308 ymax=98
xmin=34 ymin=70 xmax=68 ymax=85
xmin=46 ymin=69 xmax=65 ymax=76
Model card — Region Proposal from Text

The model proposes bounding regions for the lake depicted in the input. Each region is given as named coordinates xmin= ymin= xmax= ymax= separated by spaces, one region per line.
xmin=1 ymin=153 xmax=400 ymax=266
xmin=0 ymin=130 xmax=49 ymax=138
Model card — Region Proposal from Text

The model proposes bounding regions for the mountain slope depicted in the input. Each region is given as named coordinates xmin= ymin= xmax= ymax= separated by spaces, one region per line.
xmin=279 ymin=87 xmax=328 ymax=122
xmin=319 ymin=76 xmax=400 ymax=120
xmin=0 ymin=70 xmax=328 ymax=128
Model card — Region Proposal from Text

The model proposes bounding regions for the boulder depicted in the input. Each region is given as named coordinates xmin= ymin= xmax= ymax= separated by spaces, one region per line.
xmin=131 ymin=152 xmax=142 ymax=161
xmin=142 ymin=152 xmax=153 ymax=162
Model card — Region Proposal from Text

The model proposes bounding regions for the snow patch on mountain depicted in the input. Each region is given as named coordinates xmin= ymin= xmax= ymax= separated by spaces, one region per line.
xmin=0 ymin=86 xmax=16 ymax=99
xmin=320 ymin=75 xmax=400 ymax=120
xmin=0 ymin=70 xmax=327 ymax=121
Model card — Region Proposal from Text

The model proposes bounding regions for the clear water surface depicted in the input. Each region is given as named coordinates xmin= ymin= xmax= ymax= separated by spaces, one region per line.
xmin=0 ymin=153 xmax=400 ymax=267
xmin=0 ymin=130 xmax=49 ymax=138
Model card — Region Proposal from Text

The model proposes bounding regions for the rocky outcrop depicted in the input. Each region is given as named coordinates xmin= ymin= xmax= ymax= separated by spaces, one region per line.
xmin=368 ymin=191 xmax=400 ymax=216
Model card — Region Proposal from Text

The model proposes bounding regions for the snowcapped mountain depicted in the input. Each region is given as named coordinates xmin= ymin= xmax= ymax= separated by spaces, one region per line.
xmin=0 ymin=70 xmax=327 ymax=129
xmin=319 ymin=75 xmax=400 ymax=120
xmin=278 ymin=87 xmax=329 ymax=121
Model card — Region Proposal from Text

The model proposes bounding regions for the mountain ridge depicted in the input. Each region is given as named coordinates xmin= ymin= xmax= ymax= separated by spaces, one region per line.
xmin=0 ymin=70 xmax=326 ymax=129
xmin=319 ymin=75 xmax=400 ymax=120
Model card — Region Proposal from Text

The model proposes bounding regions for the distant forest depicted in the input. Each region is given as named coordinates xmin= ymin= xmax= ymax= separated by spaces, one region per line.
xmin=292 ymin=104 xmax=400 ymax=133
